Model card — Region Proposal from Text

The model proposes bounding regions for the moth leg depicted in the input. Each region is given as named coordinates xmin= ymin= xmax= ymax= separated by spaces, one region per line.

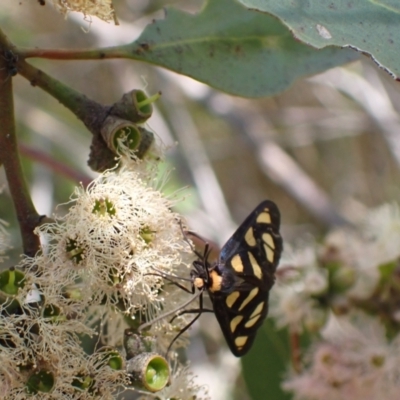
xmin=166 ymin=291 xmax=206 ymax=357
xmin=169 ymin=308 xmax=214 ymax=324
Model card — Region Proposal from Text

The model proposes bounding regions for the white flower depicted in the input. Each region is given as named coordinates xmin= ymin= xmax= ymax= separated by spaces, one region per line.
xmin=278 ymin=243 xmax=318 ymax=279
xmin=0 ymin=158 xmax=203 ymax=398
xmin=303 ymin=268 xmax=328 ymax=296
xmin=270 ymin=285 xmax=327 ymax=333
xmin=271 ymin=243 xmax=328 ymax=332
xmin=34 ymin=161 xmax=198 ymax=359
xmin=283 ymin=312 xmax=400 ymax=400
xmin=37 ymin=164 xmax=192 ymax=314
xmin=362 ymin=203 xmax=400 ymax=266
xmin=324 ymin=203 xmax=400 ymax=301
xmin=324 ymin=228 xmax=380 ymax=300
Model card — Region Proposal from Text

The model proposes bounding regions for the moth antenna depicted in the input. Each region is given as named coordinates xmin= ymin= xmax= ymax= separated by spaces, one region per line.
xmin=145 ymin=266 xmax=193 ymax=283
xmin=178 ymin=219 xmax=209 ymax=260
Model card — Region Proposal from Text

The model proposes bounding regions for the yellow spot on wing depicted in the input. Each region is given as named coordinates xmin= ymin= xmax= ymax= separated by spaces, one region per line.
xmin=226 ymin=291 xmax=240 ymax=308
xmin=256 ymin=210 xmax=271 ymax=224
xmin=239 ymin=287 xmax=259 ymax=311
xmin=230 ymin=315 xmax=243 ymax=333
xmin=264 ymin=244 xmax=274 ymax=263
xmin=245 ymin=227 xmax=256 ymax=247
xmin=244 ymin=314 xmax=261 ymax=328
xmin=262 ymin=233 xmax=275 ymax=262
xmin=245 ymin=302 xmax=265 ymax=328
xmin=231 ymin=254 xmax=244 ymax=273
xmin=248 ymin=252 xmax=262 ymax=279
xmin=235 ymin=336 xmax=248 ymax=347
xmin=262 ymin=233 xmax=275 ymax=249
xmin=250 ymin=302 xmax=264 ymax=318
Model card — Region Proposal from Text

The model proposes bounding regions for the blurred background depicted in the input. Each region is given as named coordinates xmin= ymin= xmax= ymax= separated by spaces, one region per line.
xmin=2 ymin=1 xmax=400 ymax=399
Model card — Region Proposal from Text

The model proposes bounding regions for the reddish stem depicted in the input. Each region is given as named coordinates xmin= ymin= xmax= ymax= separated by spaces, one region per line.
xmin=290 ymin=330 xmax=302 ymax=373
xmin=18 ymin=47 xmax=126 ymax=60
xmin=19 ymin=144 xmax=92 ymax=188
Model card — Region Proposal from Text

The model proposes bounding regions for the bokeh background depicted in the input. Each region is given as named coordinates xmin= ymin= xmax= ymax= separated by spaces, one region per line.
xmin=2 ymin=1 xmax=400 ymax=399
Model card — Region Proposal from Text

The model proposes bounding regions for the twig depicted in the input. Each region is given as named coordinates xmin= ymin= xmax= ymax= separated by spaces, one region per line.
xmin=19 ymin=143 xmax=92 ymax=187
xmin=0 ymin=48 xmax=41 ymax=257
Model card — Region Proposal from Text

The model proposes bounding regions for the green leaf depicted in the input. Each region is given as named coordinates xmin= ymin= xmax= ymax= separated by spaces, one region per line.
xmin=112 ymin=0 xmax=358 ymax=97
xmin=379 ymin=260 xmax=397 ymax=280
xmin=239 ymin=0 xmax=400 ymax=79
xmin=242 ymin=320 xmax=291 ymax=400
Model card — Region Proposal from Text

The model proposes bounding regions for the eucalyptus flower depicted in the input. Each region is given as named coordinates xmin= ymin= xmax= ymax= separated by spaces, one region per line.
xmin=284 ymin=313 xmax=400 ymax=400
xmin=1 ymin=159 xmax=202 ymax=398
xmin=270 ymin=243 xmax=329 ymax=333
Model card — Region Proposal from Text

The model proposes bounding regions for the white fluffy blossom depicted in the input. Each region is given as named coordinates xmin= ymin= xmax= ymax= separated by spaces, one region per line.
xmin=362 ymin=203 xmax=400 ymax=264
xmin=0 ymin=160 xmax=201 ymax=398
xmin=37 ymin=164 xmax=193 ymax=336
xmin=325 ymin=203 xmax=400 ymax=301
xmin=270 ymin=203 xmax=400 ymax=334
xmin=270 ymin=243 xmax=329 ymax=333
xmin=324 ymin=227 xmax=378 ymax=301
xmin=283 ymin=312 xmax=400 ymax=400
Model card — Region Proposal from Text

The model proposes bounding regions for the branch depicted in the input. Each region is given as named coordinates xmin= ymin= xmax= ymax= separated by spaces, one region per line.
xmin=0 ymin=53 xmax=40 ymax=257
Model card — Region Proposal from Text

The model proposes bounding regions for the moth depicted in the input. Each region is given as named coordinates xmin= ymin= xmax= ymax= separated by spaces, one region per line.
xmin=186 ymin=200 xmax=283 ymax=356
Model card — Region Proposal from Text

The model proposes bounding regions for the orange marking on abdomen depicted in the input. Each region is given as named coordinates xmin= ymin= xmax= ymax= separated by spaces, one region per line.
xmin=209 ymin=270 xmax=223 ymax=292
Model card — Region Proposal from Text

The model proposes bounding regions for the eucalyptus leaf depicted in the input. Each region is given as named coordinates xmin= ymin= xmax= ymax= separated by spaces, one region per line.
xmin=240 ymin=0 xmax=400 ymax=79
xmin=114 ymin=0 xmax=358 ymax=97
xmin=242 ymin=320 xmax=291 ymax=400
